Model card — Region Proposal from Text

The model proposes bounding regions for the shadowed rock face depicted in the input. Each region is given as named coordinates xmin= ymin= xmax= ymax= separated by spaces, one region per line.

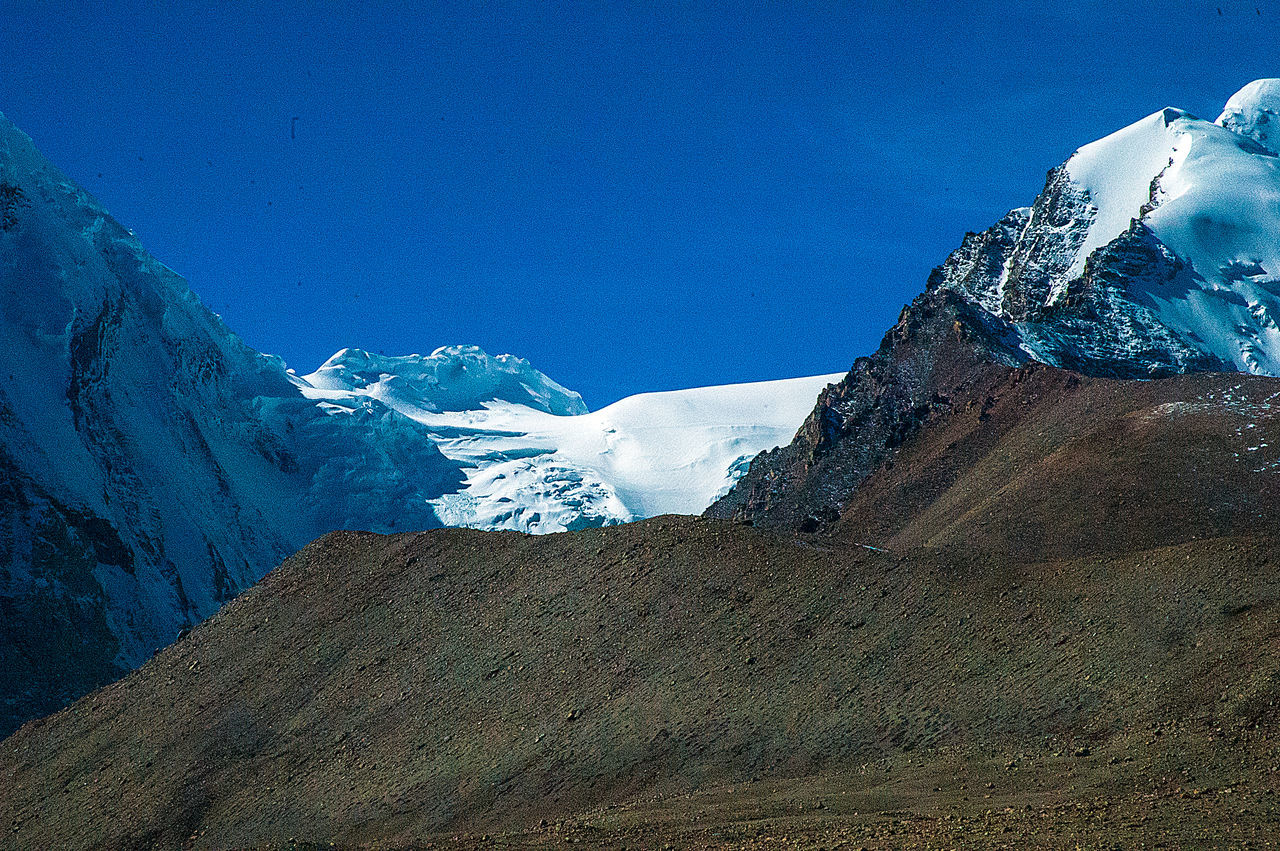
xmin=0 ymin=114 xmax=462 ymax=737
xmin=950 ymin=165 xmax=1229 ymax=378
xmin=0 ymin=446 xmax=126 ymax=732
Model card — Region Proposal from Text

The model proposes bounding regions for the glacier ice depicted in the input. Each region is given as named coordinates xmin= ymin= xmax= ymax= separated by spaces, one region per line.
xmin=302 ymin=345 xmax=588 ymax=416
xmin=298 ymin=353 xmax=843 ymax=534
xmin=1217 ymin=78 xmax=1280 ymax=154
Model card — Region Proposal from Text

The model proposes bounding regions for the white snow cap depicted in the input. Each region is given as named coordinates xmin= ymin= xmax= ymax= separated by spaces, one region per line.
xmin=1013 ymin=79 xmax=1280 ymax=376
xmin=302 ymin=344 xmax=588 ymax=415
xmin=1216 ymin=78 xmax=1280 ymax=153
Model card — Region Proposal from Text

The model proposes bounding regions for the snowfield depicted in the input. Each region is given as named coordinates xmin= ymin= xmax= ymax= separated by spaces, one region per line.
xmin=1061 ymin=81 xmax=1280 ymax=373
xmin=298 ymin=347 xmax=841 ymax=533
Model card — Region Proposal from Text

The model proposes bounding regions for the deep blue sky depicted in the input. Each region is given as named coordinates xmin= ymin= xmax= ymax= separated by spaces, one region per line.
xmin=3 ymin=1 xmax=1277 ymax=406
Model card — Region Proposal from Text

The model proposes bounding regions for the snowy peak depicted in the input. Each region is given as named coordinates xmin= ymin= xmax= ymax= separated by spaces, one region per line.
xmin=301 ymin=344 xmax=588 ymax=416
xmin=929 ymin=80 xmax=1280 ymax=379
xmin=710 ymin=82 xmax=1280 ymax=534
xmin=1217 ymin=78 xmax=1280 ymax=153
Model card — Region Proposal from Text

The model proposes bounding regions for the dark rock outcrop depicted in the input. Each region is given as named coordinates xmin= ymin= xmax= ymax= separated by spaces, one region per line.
xmin=705 ymin=287 xmax=1025 ymax=529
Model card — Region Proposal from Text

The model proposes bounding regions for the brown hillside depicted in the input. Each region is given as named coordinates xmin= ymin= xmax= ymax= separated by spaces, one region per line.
xmin=6 ymin=368 xmax=1280 ymax=847
xmin=838 ymin=364 xmax=1280 ymax=560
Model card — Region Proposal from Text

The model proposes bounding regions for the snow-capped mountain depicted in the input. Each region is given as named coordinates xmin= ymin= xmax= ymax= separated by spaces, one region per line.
xmin=297 ymin=347 xmax=841 ymax=533
xmin=930 ymin=79 xmax=1280 ymax=378
xmin=0 ymin=111 xmax=837 ymax=734
xmin=712 ymin=79 xmax=1280 ymax=529
xmin=301 ymin=345 xmax=590 ymax=416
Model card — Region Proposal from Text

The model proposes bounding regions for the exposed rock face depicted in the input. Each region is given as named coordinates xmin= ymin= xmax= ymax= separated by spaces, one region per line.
xmin=706 ymin=202 xmax=1221 ymax=530
xmin=705 ymin=288 xmax=1025 ymax=529
xmin=986 ymin=166 xmax=1090 ymax=321
xmin=1030 ymin=222 xmax=1231 ymax=376
xmin=0 ymin=446 xmax=127 ymax=733
xmin=934 ymin=163 xmax=1230 ymax=380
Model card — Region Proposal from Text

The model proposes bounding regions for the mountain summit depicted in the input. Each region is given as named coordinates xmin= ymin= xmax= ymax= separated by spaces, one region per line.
xmin=1217 ymin=77 xmax=1280 ymax=153
xmin=711 ymin=80 xmax=1280 ymax=528
xmin=934 ymin=79 xmax=1280 ymax=378
xmin=300 ymin=345 xmax=589 ymax=416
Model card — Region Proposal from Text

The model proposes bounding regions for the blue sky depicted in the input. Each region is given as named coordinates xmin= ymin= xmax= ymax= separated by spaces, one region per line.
xmin=3 ymin=1 xmax=1278 ymax=406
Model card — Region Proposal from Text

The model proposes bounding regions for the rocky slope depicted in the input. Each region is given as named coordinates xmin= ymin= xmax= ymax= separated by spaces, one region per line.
xmin=709 ymin=79 xmax=1280 ymax=529
xmin=705 ymin=288 xmax=1027 ymax=530
xmin=7 ymin=364 xmax=1280 ymax=846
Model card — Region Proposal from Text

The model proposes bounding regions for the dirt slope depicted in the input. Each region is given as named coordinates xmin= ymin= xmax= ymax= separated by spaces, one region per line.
xmin=838 ymin=364 xmax=1280 ymax=560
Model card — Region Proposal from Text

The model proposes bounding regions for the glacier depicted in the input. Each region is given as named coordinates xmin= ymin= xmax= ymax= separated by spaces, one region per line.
xmin=296 ymin=349 xmax=841 ymax=533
